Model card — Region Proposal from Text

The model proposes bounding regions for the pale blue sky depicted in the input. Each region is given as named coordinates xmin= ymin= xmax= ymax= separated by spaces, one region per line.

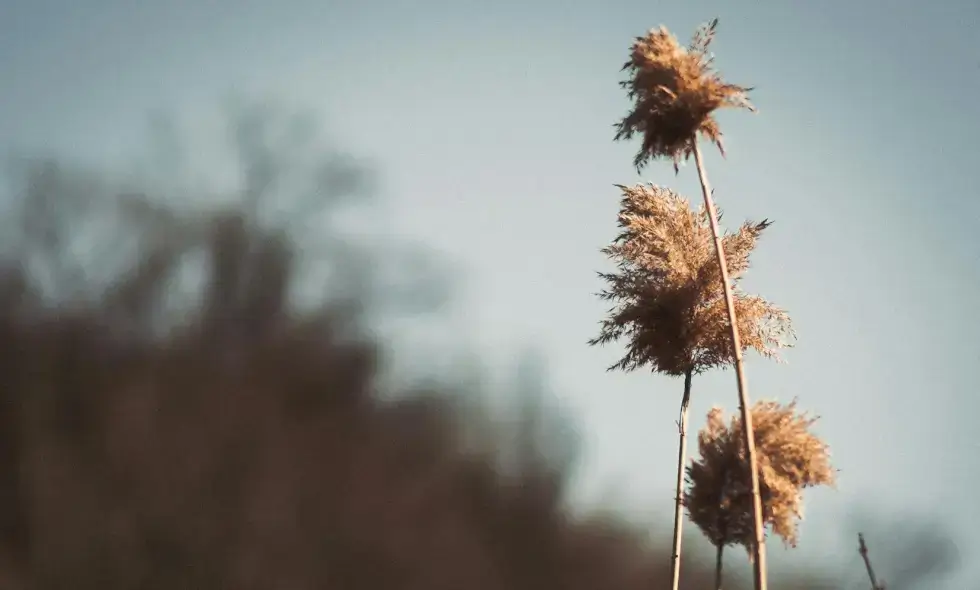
xmin=2 ymin=0 xmax=979 ymax=585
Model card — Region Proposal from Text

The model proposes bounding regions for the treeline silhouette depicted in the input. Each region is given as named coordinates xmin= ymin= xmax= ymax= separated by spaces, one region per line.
xmin=0 ymin=104 xmax=942 ymax=589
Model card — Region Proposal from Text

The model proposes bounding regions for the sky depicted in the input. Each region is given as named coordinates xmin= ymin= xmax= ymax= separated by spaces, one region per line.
xmin=2 ymin=0 xmax=979 ymax=585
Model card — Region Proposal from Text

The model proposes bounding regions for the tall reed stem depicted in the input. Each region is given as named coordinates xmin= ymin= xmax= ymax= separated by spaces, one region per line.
xmin=691 ymin=140 xmax=767 ymax=590
xmin=668 ymin=370 xmax=693 ymax=590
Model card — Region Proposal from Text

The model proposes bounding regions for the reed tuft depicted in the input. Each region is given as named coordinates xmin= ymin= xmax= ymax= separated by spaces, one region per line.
xmin=684 ymin=401 xmax=836 ymax=551
xmin=614 ymin=18 xmax=754 ymax=172
xmin=590 ymin=184 xmax=793 ymax=376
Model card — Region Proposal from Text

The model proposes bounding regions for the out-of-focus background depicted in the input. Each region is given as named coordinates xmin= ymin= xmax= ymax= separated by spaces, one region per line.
xmin=1 ymin=0 xmax=977 ymax=588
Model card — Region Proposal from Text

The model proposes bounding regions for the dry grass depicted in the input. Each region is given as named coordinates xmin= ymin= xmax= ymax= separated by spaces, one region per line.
xmin=590 ymin=184 xmax=793 ymax=376
xmin=684 ymin=401 xmax=836 ymax=552
xmin=614 ymin=18 xmax=754 ymax=172
xmin=609 ymin=20 xmax=767 ymax=590
xmin=589 ymin=183 xmax=792 ymax=590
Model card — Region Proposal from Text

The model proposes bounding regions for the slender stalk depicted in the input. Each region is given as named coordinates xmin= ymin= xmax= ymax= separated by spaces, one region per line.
xmin=691 ymin=140 xmax=768 ymax=590
xmin=714 ymin=458 xmax=732 ymax=590
xmin=668 ymin=369 xmax=694 ymax=590
xmin=715 ymin=544 xmax=724 ymax=590
xmin=858 ymin=532 xmax=882 ymax=590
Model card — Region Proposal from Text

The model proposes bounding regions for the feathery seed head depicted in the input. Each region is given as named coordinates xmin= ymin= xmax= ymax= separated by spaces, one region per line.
xmin=614 ymin=18 xmax=754 ymax=172
xmin=590 ymin=184 xmax=793 ymax=376
xmin=684 ymin=401 xmax=836 ymax=551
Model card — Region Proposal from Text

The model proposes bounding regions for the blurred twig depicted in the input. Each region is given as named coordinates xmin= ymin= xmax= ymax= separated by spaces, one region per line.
xmin=858 ymin=533 xmax=885 ymax=590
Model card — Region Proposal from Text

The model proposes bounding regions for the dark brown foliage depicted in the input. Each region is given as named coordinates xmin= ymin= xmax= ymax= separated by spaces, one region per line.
xmin=0 ymin=201 xmax=807 ymax=590
xmin=0 ymin=119 xmax=831 ymax=589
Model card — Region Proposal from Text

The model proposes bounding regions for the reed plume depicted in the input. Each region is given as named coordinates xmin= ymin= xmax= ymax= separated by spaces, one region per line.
xmin=613 ymin=18 xmax=767 ymax=590
xmin=591 ymin=184 xmax=793 ymax=590
xmin=684 ymin=401 xmax=836 ymax=589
